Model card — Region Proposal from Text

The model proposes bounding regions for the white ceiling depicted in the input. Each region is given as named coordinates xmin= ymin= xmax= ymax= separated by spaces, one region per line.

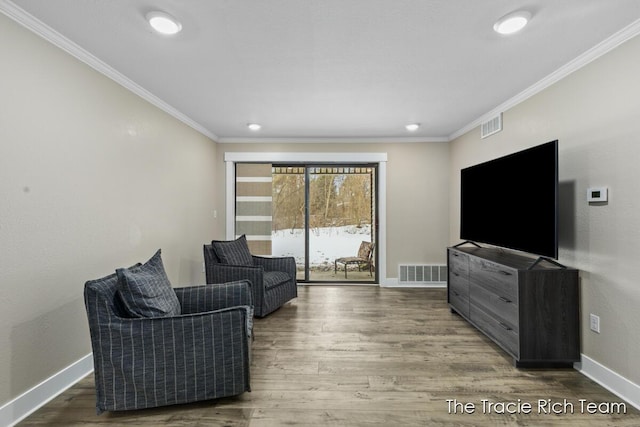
xmin=3 ymin=0 xmax=640 ymax=142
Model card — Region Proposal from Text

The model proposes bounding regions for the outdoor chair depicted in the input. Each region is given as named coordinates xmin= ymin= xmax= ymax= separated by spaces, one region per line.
xmin=334 ymin=241 xmax=375 ymax=278
xmin=84 ymin=250 xmax=253 ymax=414
xmin=204 ymin=235 xmax=298 ymax=317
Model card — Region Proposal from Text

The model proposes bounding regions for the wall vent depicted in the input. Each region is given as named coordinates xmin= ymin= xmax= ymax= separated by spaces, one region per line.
xmin=398 ymin=264 xmax=447 ymax=285
xmin=481 ymin=113 xmax=503 ymax=138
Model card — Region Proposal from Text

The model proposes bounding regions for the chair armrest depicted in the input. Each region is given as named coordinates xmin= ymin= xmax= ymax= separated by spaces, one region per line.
xmin=207 ymin=263 xmax=264 ymax=285
xmin=253 ymin=255 xmax=296 ymax=278
xmin=98 ymin=307 xmax=252 ymax=348
xmin=175 ymin=280 xmax=253 ymax=314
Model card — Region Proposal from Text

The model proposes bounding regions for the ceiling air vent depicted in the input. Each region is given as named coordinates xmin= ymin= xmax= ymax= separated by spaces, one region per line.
xmin=481 ymin=113 xmax=503 ymax=139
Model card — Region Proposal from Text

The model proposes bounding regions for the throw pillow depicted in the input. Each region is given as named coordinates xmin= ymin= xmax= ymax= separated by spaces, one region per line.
xmin=116 ymin=249 xmax=181 ymax=318
xmin=212 ymin=235 xmax=253 ymax=266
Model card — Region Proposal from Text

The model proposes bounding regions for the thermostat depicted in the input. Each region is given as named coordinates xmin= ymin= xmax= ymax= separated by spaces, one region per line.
xmin=587 ymin=187 xmax=608 ymax=202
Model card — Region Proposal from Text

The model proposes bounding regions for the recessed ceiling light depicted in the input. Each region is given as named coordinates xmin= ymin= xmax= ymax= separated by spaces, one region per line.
xmin=493 ymin=10 xmax=531 ymax=35
xmin=247 ymin=123 xmax=262 ymax=131
xmin=405 ymin=123 xmax=420 ymax=132
xmin=146 ymin=11 xmax=182 ymax=35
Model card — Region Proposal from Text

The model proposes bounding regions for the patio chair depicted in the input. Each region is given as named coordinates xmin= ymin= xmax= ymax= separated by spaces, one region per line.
xmin=334 ymin=241 xmax=375 ymax=278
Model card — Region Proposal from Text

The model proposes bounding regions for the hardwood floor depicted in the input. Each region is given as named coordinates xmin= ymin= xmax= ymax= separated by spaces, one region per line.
xmin=19 ymin=286 xmax=640 ymax=426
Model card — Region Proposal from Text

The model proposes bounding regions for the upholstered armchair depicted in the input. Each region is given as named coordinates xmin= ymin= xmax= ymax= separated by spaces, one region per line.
xmin=84 ymin=250 xmax=253 ymax=414
xmin=204 ymin=235 xmax=297 ymax=317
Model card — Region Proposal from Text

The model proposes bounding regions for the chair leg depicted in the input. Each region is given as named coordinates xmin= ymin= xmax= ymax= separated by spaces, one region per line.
xmin=335 ymin=261 xmax=348 ymax=278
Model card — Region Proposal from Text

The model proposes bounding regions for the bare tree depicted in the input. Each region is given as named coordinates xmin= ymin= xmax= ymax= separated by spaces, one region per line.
xmin=272 ymin=171 xmax=371 ymax=230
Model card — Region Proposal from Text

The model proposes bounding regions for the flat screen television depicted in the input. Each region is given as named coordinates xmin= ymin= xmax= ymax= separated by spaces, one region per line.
xmin=460 ymin=140 xmax=558 ymax=259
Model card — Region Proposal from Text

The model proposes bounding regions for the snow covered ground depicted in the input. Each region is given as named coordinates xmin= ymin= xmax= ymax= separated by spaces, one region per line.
xmin=272 ymin=224 xmax=372 ymax=267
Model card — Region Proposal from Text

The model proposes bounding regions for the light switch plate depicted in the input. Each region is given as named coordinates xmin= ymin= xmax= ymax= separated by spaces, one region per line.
xmin=587 ymin=187 xmax=608 ymax=203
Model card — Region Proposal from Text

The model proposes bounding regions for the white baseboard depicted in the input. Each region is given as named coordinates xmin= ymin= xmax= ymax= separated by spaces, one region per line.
xmin=381 ymin=278 xmax=447 ymax=288
xmin=299 ymin=282 xmax=378 ymax=287
xmin=575 ymin=354 xmax=640 ymax=411
xmin=0 ymin=353 xmax=93 ymax=427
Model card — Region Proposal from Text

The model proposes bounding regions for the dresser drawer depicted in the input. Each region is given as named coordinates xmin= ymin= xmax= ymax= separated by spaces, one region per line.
xmin=470 ymin=283 xmax=518 ymax=332
xmin=470 ymin=303 xmax=519 ymax=358
xmin=448 ymin=250 xmax=469 ymax=277
xmin=449 ymin=273 xmax=469 ymax=298
xmin=449 ymin=276 xmax=469 ymax=317
xmin=469 ymin=257 xmax=518 ymax=301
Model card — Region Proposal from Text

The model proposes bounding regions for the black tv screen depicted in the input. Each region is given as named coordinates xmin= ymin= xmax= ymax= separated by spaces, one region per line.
xmin=460 ymin=140 xmax=558 ymax=259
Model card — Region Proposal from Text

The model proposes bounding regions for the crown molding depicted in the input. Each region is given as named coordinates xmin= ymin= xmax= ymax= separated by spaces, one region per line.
xmin=217 ymin=136 xmax=448 ymax=144
xmin=449 ymin=17 xmax=640 ymax=141
xmin=0 ymin=0 xmax=218 ymax=142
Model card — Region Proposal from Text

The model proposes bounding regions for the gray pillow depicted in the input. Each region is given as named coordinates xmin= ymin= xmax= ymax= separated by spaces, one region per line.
xmin=212 ymin=235 xmax=253 ymax=266
xmin=116 ymin=249 xmax=181 ymax=318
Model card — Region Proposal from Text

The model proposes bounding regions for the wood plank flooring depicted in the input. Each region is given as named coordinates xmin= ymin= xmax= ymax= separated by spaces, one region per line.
xmin=19 ymin=286 xmax=640 ymax=426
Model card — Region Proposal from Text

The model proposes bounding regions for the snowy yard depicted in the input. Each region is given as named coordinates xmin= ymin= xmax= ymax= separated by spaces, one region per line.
xmin=272 ymin=224 xmax=372 ymax=268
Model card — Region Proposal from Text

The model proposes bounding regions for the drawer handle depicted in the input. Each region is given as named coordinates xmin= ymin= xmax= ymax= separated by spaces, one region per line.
xmin=499 ymin=270 xmax=512 ymax=276
xmin=452 ymin=272 xmax=459 ymax=277
xmin=498 ymin=296 xmax=512 ymax=303
xmin=452 ymin=291 xmax=459 ymax=297
xmin=498 ymin=322 xmax=512 ymax=331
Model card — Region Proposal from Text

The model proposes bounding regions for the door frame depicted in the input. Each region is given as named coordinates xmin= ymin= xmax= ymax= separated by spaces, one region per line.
xmin=225 ymin=152 xmax=388 ymax=286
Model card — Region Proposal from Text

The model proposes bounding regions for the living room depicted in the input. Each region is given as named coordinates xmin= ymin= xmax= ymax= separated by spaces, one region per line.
xmin=1 ymin=1 xmax=640 ymax=426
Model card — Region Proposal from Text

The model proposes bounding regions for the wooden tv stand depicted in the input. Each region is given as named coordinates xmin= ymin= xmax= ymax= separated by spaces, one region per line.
xmin=447 ymin=245 xmax=580 ymax=368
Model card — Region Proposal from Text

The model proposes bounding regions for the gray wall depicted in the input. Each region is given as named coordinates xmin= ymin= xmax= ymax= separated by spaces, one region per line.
xmin=0 ymin=14 xmax=220 ymax=405
xmin=449 ymin=34 xmax=640 ymax=385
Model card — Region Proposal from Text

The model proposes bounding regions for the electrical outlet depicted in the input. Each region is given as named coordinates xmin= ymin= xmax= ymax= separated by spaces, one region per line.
xmin=590 ymin=313 xmax=600 ymax=333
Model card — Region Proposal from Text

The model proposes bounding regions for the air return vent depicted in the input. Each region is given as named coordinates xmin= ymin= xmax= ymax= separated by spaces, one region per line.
xmin=481 ymin=113 xmax=503 ymax=138
xmin=398 ymin=264 xmax=447 ymax=285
